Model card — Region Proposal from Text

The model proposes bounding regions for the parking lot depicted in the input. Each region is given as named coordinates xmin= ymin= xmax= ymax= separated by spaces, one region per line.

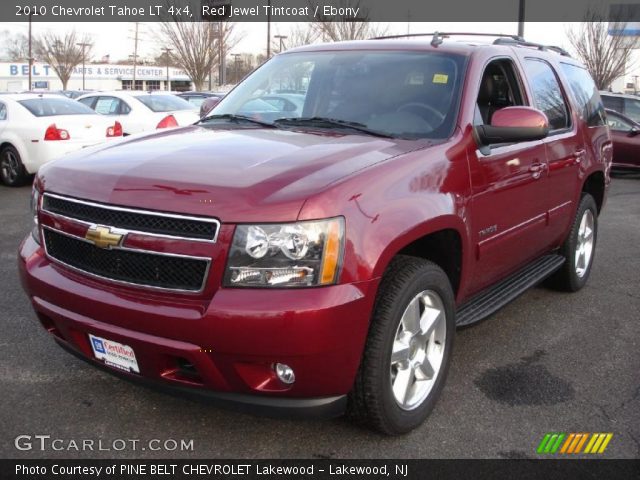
xmin=0 ymin=175 xmax=638 ymax=459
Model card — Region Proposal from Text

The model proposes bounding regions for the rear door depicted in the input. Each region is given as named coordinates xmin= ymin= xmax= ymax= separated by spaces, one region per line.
xmin=607 ymin=111 xmax=640 ymax=168
xmin=520 ymin=58 xmax=585 ymax=246
xmin=468 ymin=57 xmax=552 ymax=291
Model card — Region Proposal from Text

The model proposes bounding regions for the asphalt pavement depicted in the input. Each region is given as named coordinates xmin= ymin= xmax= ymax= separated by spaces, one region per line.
xmin=0 ymin=175 xmax=638 ymax=459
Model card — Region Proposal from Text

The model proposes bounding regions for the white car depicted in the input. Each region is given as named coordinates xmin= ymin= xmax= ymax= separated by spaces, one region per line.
xmin=77 ymin=91 xmax=200 ymax=135
xmin=0 ymin=94 xmax=123 ymax=186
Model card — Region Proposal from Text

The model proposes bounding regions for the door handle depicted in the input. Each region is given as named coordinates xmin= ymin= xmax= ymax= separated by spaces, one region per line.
xmin=529 ymin=163 xmax=547 ymax=179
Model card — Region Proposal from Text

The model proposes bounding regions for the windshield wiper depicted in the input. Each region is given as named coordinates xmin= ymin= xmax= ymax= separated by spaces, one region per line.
xmin=197 ymin=114 xmax=277 ymax=128
xmin=273 ymin=117 xmax=395 ymax=138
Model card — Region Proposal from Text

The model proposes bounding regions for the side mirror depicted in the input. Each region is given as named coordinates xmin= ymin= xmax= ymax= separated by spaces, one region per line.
xmin=628 ymin=126 xmax=640 ymax=137
xmin=475 ymin=106 xmax=550 ymax=147
xmin=200 ymin=96 xmax=222 ymax=118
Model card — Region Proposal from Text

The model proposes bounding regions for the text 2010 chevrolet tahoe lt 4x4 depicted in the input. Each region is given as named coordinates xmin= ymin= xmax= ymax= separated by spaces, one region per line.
xmin=19 ymin=34 xmax=611 ymax=434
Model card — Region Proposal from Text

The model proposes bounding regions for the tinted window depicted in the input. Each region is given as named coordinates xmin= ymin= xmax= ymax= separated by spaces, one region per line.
xmin=560 ymin=63 xmax=606 ymax=127
xmin=77 ymin=97 xmax=95 ymax=108
xmin=18 ymin=97 xmax=96 ymax=117
xmin=135 ymin=95 xmax=194 ymax=112
xmin=524 ymin=59 xmax=570 ymax=130
xmin=601 ymin=95 xmax=624 ymax=113
xmin=623 ymin=97 xmax=640 ymax=123
xmin=213 ymin=51 xmax=467 ymax=139
xmin=0 ymin=103 xmax=6 ymax=120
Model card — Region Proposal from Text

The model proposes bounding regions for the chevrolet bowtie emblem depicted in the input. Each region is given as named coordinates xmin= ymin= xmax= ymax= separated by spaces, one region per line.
xmin=85 ymin=225 xmax=124 ymax=249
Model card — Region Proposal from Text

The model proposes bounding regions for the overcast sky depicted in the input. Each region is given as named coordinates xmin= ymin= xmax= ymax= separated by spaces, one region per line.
xmin=0 ymin=22 xmax=576 ymax=61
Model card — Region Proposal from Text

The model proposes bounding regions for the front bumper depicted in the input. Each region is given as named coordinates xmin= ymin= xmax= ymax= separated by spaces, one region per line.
xmin=18 ymin=235 xmax=378 ymax=417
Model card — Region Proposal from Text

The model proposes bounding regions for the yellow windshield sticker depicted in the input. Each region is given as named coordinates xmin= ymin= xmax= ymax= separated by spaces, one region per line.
xmin=433 ymin=73 xmax=449 ymax=84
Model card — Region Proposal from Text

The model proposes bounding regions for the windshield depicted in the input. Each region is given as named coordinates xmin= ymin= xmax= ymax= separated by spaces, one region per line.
xmin=209 ymin=50 xmax=466 ymax=139
xmin=18 ymin=97 xmax=96 ymax=117
xmin=135 ymin=95 xmax=195 ymax=112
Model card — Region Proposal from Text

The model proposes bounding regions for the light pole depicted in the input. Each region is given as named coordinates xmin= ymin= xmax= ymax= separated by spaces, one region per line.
xmin=517 ymin=0 xmax=525 ymax=38
xmin=161 ymin=47 xmax=172 ymax=91
xmin=266 ymin=0 xmax=271 ymax=58
xmin=231 ymin=53 xmax=241 ymax=84
xmin=28 ymin=14 xmax=33 ymax=90
xmin=76 ymin=42 xmax=90 ymax=90
xmin=274 ymin=35 xmax=287 ymax=53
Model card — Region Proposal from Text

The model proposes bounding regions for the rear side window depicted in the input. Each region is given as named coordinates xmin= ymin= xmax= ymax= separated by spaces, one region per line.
xmin=601 ymin=95 xmax=624 ymax=113
xmin=560 ymin=63 xmax=606 ymax=127
xmin=135 ymin=95 xmax=194 ymax=112
xmin=18 ymin=98 xmax=96 ymax=117
xmin=94 ymin=96 xmax=123 ymax=115
xmin=78 ymin=97 xmax=95 ymax=108
xmin=623 ymin=97 xmax=640 ymax=123
xmin=524 ymin=59 xmax=570 ymax=131
xmin=0 ymin=103 xmax=6 ymax=120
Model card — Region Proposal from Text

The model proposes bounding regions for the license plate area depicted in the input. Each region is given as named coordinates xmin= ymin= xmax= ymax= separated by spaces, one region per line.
xmin=89 ymin=334 xmax=140 ymax=374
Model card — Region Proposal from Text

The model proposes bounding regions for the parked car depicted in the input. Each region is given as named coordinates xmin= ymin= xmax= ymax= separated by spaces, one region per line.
xmin=605 ymin=108 xmax=640 ymax=171
xmin=19 ymin=34 xmax=611 ymax=434
xmin=196 ymin=93 xmax=227 ymax=118
xmin=601 ymin=91 xmax=640 ymax=123
xmin=0 ymin=94 xmax=122 ymax=186
xmin=77 ymin=91 xmax=199 ymax=135
xmin=59 ymin=90 xmax=93 ymax=99
xmin=177 ymin=91 xmax=226 ymax=116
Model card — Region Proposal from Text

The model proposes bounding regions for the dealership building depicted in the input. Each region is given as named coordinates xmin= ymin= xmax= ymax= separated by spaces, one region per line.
xmin=0 ymin=62 xmax=193 ymax=92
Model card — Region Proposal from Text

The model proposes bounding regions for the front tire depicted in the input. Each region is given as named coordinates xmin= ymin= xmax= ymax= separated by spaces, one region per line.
xmin=550 ymin=193 xmax=598 ymax=292
xmin=348 ymin=256 xmax=455 ymax=435
xmin=0 ymin=145 xmax=29 ymax=187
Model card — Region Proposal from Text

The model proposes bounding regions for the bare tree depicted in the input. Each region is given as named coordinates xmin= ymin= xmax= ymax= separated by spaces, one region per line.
xmin=0 ymin=31 xmax=30 ymax=61
xmin=310 ymin=1 xmax=388 ymax=41
xmin=35 ymin=31 xmax=92 ymax=89
xmin=567 ymin=12 xmax=637 ymax=90
xmin=158 ymin=21 xmax=242 ymax=91
xmin=272 ymin=24 xmax=320 ymax=52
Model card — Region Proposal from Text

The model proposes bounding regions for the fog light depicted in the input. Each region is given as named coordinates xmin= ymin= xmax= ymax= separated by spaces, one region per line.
xmin=274 ymin=363 xmax=295 ymax=384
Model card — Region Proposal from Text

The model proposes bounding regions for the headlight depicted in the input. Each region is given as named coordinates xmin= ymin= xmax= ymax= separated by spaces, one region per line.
xmin=224 ymin=217 xmax=344 ymax=288
xmin=30 ymin=184 xmax=41 ymax=245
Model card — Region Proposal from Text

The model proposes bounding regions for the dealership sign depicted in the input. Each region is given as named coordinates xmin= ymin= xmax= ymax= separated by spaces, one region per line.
xmin=1 ymin=62 xmax=192 ymax=80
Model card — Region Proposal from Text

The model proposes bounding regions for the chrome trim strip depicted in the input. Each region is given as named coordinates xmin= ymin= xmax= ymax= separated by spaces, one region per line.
xmin=42 ymin=225 xmax=211 ymax=294
xmin=42 ymin=192 xmax=221 ymax=243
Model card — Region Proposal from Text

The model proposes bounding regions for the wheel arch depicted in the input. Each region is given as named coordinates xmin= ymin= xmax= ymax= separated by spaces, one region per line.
xmin=373 ymin=217 xmax=467 ymax=297
xmin=582 ymin=170 xmax=605 ymax=214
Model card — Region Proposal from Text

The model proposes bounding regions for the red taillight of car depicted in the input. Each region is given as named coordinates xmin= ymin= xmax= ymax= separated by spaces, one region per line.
xmin=156 ymin=114 xmax=178 ymax=129
xmin=106 ymin=121 xmax=123 ymax=137
xmin=44 ymin=124 xmax=70 ymax=141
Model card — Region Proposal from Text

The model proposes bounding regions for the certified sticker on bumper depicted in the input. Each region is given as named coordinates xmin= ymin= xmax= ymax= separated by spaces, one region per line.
xmin=89 ymin=334 xmax=140 ymax=374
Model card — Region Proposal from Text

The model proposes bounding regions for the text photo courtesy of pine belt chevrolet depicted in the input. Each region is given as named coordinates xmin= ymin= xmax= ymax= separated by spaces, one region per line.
xmin=0 ymin=94 xmax=123 ymax=186
xmin=18 ymin=33 xmax=611 ymax=435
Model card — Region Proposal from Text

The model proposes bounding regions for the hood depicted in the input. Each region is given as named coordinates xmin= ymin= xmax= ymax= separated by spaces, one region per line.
xmin=39 ymin=125 xmax=423 ymax=222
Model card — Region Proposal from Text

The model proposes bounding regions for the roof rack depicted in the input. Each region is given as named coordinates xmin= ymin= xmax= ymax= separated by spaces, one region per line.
xmin=492 ymin=37 xmax=571 ymax=56
xmin=372 ymin=32 xmax=572 ymax=57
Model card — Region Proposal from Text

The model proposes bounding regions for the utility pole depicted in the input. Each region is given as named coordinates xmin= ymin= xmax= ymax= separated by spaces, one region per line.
xmin=517 ymin=0 xmax=525 ymax=38
xmin=131 ymin=22 xmax=140 ymax=89
xmin=274 ymin=35 xmax=287 ymax=53
xmin=28 ymin=14 xmax=33 ymax=90
xmin=76 ymin=42 xmax=90 ymax=90
xmin=266 ymin=0 xmax=271 ymax=58
xmin=161 ymin=47 xmax=172 ymax=91
xmin=231 ymin=53 xmax=241 ymax=83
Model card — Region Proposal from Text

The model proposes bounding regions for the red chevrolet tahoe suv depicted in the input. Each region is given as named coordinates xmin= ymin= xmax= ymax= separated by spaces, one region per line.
xmin=19 ymin=34 xmax=612 ymax=434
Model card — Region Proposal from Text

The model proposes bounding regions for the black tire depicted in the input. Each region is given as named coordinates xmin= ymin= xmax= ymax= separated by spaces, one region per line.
xmin=0 ymin=145 xmax=29 ymax=187
xmin=348 ymin=255 xmax=455 ymax=435
xmin=549 ymin=193 xmax=598 ymax=292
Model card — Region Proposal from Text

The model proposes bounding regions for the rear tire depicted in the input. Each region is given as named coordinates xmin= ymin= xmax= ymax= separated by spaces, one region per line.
xmin=549 ymin=193 xmax=598 ymax=292
xmin=0 ymin=145 xmax=29 ymax=187
xmin=348 ymin=256 xmax=455 ymax=435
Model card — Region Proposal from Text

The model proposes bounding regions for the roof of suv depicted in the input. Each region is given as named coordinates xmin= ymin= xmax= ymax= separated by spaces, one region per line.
xmin=286 ymin=35 xmax=582 ymax=66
